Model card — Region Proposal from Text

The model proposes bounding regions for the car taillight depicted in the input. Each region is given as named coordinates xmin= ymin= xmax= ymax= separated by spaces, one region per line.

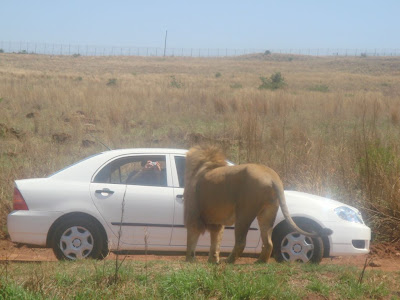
xmin=13 ymin=187 xmax=29 ymax=210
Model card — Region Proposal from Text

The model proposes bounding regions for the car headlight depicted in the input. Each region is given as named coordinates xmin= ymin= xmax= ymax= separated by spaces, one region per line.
xmin=334 ymin=206 xmax=363 ymax=224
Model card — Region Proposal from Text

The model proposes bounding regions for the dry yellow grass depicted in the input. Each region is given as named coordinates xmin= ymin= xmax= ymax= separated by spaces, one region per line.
xmin=1 ymin=53 xmax=400 ymax=241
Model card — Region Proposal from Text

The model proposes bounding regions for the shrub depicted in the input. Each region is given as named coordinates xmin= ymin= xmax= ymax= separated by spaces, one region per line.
xmin=0 ymin=49 xmax=4 ymax=53
xmin=230 ymin=83 xmax=242 ymax=89
xmin=215 ymin=72 xmax=222 ymax=78
xmin=107 ymin=78 xmax=117 ymax=86
xmin=258 ymin=72 xmax=286 ymax=90
xmin=170 ymin=76 xmax=183 ymax=88
xmin=72 ymin=53 xmax=81 ymax=58
xmin=308 ymin=84 xmax=329 ymax=93
xmin=264 ymin=50 xmax=271 ymax=55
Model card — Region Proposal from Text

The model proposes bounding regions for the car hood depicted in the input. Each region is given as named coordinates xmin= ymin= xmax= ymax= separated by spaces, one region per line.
xmin=282 ymin=190 xmax=363 ymax=223
xmin=285 ymin=190 xmax=354 ymax=209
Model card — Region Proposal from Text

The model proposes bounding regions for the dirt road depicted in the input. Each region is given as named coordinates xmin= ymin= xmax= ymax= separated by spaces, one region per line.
xmin=1 ymin=240 xmax=399 ymax=272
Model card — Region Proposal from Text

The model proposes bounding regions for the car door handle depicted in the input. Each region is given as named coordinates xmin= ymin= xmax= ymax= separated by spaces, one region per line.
xmin=95 ymin=189 xmax=114 ymax=195
xmin=176 ymin=194 xmax=184 ymax=203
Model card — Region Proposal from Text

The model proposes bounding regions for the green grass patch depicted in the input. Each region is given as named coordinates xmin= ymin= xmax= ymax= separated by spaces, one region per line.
xmin=0 ymin=260 xmax=398 ymax=299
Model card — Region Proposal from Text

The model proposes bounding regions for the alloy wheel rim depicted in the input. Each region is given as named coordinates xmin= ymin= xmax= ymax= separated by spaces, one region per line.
xmin=59 ymin=226 xmax=94 ymax=259
xmin=280 ymin=232 xmax=314 ymax=263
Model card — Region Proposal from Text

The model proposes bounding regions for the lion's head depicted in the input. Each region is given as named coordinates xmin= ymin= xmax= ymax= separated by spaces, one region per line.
xmin=185 ymin=145 xmax=227 ymax=182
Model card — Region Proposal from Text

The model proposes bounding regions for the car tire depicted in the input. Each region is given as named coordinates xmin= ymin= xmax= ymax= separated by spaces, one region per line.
xmin=273 ymin=219 xmax=324 ymax=264
xmin=52 ymin=217 xmax=107 ymax=261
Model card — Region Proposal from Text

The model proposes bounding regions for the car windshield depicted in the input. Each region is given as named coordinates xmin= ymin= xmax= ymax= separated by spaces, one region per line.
xmin=48 ymin=153 xmax=102 ymax=177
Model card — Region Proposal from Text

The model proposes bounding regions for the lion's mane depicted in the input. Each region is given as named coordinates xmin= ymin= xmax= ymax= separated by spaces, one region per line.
xmin=184 ymin=145 xmax=227 ymax=233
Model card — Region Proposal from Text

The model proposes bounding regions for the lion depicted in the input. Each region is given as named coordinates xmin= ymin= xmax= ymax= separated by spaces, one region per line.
xmin=184 ymin=145 xmax=333 ymax=264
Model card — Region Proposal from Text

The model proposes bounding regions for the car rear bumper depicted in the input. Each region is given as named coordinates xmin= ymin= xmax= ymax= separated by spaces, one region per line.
xmin=326 ymin=221 xmax=371 ymax=256
xmin=7 ymin=210 xmax=63 ymax=247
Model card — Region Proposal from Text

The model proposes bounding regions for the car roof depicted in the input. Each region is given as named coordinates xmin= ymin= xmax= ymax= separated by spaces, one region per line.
xmin=100 ymin=148 xmax=188 ymax=156
xmin=48 ymin=148 xmax=188 ymax=181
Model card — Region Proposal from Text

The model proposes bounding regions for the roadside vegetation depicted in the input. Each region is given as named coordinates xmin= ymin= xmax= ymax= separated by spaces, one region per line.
xmin=1 ymin=53 xmax=400 ymax=245
xmin=1 ymin=259 xmax=399 ymax=299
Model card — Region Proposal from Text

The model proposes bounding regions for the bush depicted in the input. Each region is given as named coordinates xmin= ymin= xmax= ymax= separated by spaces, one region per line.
xmin=170 ymin=76 xmax=183 ymax=88
xmin=215 ymin=72 xmax=222 ymax=78
xmin=258 ymin=72 xmax=286 ymax=90
xmin=309 ymin=84 xmax=329 ymax=92
xmin=264 ymin=50 xmax=271 ymax=55
xmin=106 ymin=78 xmax=117 ymax=86
xmin=230 ymin=83 xmax=242 ymax=89
xmin=0 ymin=49 xmax=4 ymax=53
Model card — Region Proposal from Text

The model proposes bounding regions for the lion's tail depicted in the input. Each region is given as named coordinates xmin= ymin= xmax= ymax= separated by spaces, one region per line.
xmin=273 ymin=182 xmax=333 ymax=237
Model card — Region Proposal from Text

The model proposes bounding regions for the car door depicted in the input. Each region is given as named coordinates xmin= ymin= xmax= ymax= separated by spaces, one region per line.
xmin=90 ymin=154 xmax=174 ymax=247
xmin=169 ymin=155 xmax=260 ymax=250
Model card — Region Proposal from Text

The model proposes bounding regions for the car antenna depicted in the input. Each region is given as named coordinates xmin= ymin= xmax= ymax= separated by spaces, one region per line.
xmin=88 ymin=133 xmax=112 ymax=151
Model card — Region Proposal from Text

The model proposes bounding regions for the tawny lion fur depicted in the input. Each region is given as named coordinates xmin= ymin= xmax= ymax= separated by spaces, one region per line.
xmin=184 ymin=145 xmax=332 ymax=264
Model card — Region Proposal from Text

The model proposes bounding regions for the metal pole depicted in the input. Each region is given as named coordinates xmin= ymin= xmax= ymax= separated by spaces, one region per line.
xmin=164 ymin=30 xmax=168 ymax=57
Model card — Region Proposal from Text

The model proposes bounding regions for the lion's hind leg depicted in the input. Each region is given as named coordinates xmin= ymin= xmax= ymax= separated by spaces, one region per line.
xmin=207 ymin=224 xmax=224 ymax=264
xmin=226 ymin=218 xmax=253 ymax=264
xmin=255 ymin=205 xmax=278 ymax=263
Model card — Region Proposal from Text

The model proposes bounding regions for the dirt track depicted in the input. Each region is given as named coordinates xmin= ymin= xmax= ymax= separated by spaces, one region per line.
xmin=1 ymin=240 xmax=400 ymax=272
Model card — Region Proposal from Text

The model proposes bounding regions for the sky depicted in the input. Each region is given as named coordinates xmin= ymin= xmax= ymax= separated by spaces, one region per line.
xmin=1 ymin=0 xmax=399 ymax=50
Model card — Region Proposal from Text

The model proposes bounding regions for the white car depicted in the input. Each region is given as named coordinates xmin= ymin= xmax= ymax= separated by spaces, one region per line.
xmin=7 ymin=148 xmax=371 ymax=263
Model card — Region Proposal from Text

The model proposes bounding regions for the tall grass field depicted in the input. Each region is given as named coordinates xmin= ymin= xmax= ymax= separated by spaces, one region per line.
xmin=1 ymin=52 xmax=400 ymax=244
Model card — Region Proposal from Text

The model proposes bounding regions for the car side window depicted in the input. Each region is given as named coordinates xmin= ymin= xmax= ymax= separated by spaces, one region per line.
xmin=174 ymin=156 xmax=186 ymax=188
xmin=93 ymin=155 xmax=167 ymax=187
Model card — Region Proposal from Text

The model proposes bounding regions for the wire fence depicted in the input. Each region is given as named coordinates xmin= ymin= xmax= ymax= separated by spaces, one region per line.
xmin=0 ymin=41 xmax=399 ymax=57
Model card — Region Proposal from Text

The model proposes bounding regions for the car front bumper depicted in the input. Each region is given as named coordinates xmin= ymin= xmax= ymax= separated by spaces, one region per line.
xmin=326 ymin=221 xmax=371 ymax=256
xmin=7 ymin=210 xmax=63 ymax=247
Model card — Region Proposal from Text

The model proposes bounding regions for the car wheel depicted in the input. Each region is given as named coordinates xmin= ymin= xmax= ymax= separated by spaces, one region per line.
xmin=52 ymin=217 xmax=107 ymax=260
xmin=273 ymin=220 xmax=324 ymax=264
